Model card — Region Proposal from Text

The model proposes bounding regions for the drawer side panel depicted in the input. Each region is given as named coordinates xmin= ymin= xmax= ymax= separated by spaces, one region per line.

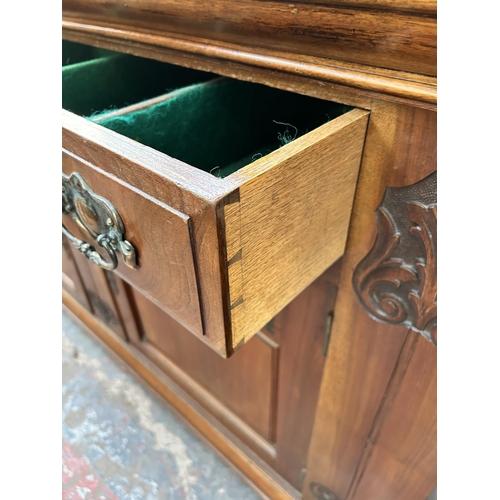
xmin=226 ymin=109 xmax=369 ymax=347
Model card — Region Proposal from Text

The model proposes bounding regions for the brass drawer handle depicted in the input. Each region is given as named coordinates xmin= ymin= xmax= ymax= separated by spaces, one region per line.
xmin=62 ymin=172 xmax=138 ymax=271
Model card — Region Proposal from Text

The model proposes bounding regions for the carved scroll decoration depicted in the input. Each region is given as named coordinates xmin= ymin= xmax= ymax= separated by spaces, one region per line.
xmin=353 ymin=171 xmax=437 ymax=345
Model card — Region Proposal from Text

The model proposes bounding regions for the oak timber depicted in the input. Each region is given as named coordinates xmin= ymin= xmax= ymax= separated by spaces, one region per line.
xmin=62 ymin=2 xmax=437 ymax=493
xmin=63 ymin=104 xmax=368 ymax=355
xmin=225 ymin=109 xmax=369 ymax=346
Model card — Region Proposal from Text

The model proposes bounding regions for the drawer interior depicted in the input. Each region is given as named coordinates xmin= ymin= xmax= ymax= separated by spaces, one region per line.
xmin=97 ymin=79 xmax=350 ymax=177
xmin=62 ymin=40 xmax=114 ymax=66
xmin=62 ymin=50 xmax=215 ymax=118
xmin=62 ymin=47 xmax=351 ymax=178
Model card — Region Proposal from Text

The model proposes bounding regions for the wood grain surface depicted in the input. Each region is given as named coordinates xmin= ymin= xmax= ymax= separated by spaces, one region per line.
xmin=273 ymin=260 xmax=343 ymax=489
xmin=61 ymin=3 xmax=437 ymax=495
xmin=63 ymin=104 xmax=368 ymax=355
xmin=347 ymin=333 xmax=436 ymax=500
xmin=62 ymin=236 xmax=91 ymax=310
xmin=131 ymin=287 xmax=279 ymax=452
xmin=293 ymin=0 xmax=436 ymax=14
xmin=303 ymin=102 xmax=436 ymax=500
xmin=62 ymin=20 xmax=436 ymax=109
xmin=67 ymin=244 xmax=128 ymax=340
xmin=225 ymin=109 xmax=368 ymax=347
xmin=62 ymin=0 xmax=436 ymax=76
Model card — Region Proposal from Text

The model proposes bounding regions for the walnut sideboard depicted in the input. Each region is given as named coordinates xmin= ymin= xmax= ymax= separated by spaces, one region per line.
xmin=61 ymin=1 xmax=437 ymax=498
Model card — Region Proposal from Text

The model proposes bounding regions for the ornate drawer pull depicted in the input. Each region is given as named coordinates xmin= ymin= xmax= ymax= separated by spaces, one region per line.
xmin=62 ymin=172 xmax=138 ymax=271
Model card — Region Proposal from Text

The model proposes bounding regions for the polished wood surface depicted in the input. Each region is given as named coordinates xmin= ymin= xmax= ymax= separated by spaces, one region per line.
xmin=62 ymin=2 xmax=437 ymax=493
xmin=62 ymin=236 xmax=90 ymax=310
xmin=67 ymin=241 xmax=128 ymax=340
xmin=348 ymin=334 xmax=436 ymax=500
xmin=273 ymin=259 xmax=343 ymax=488
xmin=62 ymin=147 xmax=205 ymax=337
xmin=131 ymin=288 xmax=280 ymax=452
xmin=63 ymin=109 xmax=231 ymax=354
xmin=62 ymin=0 xmax=436 ymax=77
xmin=139 ymin=334 xmax=278 ymax=462
xmin=62 ymin=21 xmax=436 ymax=109
xmin=296 ymin=0 xmax=436 ymax=13
xmin=303 ymin=102 xmax=437 ymax=500
xmin=63 ymin=257 xmax=343 ymax=495
xmin=352 ymin=171 xmax=437 ymax=344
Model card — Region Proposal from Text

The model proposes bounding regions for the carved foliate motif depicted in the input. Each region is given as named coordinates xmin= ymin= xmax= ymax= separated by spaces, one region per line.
xmin=353 ymin=172 xmax=437 ymax=345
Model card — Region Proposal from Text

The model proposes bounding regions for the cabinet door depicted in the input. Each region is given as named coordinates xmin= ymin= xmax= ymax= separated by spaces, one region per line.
xmin=66 ymin=243 xmax=129 ymax=341
xmin=62 ymin=235 xmax=90 ymax=309
xmin=123 ymin=260 xmax=342 ymax=490
xmin=303 ymin=104 xmax=437 ymax=500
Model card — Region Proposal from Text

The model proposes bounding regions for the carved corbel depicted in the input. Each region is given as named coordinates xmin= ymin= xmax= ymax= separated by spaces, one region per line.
xmin=353 ymin=172 xmax=437 ymax=345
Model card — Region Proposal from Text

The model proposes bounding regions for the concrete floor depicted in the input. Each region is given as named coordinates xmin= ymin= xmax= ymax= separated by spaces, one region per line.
xmin=62 ymin=310 xmax=262 ymax=500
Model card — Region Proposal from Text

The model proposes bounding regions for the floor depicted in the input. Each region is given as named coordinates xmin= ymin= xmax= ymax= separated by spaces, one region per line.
xmin=62 ymin=310 xmax=262 ymax=500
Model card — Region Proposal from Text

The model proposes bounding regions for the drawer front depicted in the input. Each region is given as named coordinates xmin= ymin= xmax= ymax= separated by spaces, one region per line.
xmin=62 ymin=149 xmax=204 ymax=336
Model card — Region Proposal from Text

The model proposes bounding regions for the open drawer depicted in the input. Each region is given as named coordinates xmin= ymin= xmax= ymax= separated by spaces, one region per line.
xmin=62 ymin=44 xmax=369 ymax=357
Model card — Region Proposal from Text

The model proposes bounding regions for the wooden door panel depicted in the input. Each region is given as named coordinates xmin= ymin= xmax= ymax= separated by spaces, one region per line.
xmin=62 ymin=235 xmax=90 ymax=309
xmin=348 ymin=334 xmax=436 ymax=500
xmin=69 ymin=245 xmax=128 ymax=341
xmin=274 ymin=259 xmax=342 ymax=487
xmin=303 ymin=103 xmax=437 ymax=500
xmin=125 ymin=258 xmax=343 ymax=489
xmin=131 ymin=287 xmax=278 ymax=444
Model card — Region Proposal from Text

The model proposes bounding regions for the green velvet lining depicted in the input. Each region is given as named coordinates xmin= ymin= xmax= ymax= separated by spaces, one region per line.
xmin=62 ymin=40 xmax=114 ymax=66
xmin=62 ymin=53 xmax=215 ymax=117
xmin=97 ymin=79 xmax=351 ymax=177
